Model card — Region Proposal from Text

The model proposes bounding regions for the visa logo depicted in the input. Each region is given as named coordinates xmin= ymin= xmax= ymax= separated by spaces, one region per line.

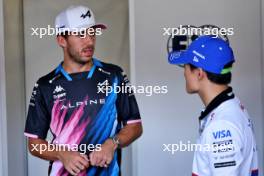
xmin=213 ymin=130 xmax=232 ymax=139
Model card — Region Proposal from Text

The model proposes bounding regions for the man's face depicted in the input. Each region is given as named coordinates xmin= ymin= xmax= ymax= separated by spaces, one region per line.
xmin=61 ymin=29 xmax=96 ymax=64
xmin=183 ymin=64 xmax=200 ymax=94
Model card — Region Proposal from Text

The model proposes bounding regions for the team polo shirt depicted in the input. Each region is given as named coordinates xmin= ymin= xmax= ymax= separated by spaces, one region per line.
xmin=24 ymin=58 xmax=142 ymax=176
xmin=192 ymin=87 xmax=258 ymax=176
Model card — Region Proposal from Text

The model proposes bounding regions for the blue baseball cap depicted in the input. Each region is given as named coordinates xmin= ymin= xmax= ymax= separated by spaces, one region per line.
xmin=168 ymin=35 xmax=235 ymax=74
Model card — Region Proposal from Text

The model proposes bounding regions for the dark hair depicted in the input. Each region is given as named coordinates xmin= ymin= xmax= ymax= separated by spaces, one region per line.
xmin=57 ymin=31 xmax=69 ymax=38
xmin=189 ymin=62 xmax=233 ymax=85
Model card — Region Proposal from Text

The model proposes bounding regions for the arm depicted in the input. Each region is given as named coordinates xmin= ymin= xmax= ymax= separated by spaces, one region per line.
xmin=28 ymin=138 xmax=89 ymax=176
xmin=89 ymin=122 xmax=143 ymax=167
xmin=25 ymin=81 xmax=89 ymax=175
xmin=28 ymin=138 xmax=59 ymax=161
xmin=113 ymin=122 xmax=143 ymax=148
xmin=90 ymin=68 xmax=143 ymax=167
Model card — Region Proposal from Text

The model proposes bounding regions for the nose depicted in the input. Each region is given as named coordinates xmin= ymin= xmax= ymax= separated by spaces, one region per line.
xmin=83 ymin=34 xmax=95 ymax=44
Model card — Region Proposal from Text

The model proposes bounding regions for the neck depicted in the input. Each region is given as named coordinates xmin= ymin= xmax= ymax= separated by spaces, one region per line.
xmin=198 ymin=84 xmax=229 ymax=107
xmin=62 ymin=54 xmax=93 ymax=74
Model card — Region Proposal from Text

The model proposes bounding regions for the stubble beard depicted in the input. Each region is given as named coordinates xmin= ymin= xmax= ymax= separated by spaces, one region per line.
xmin=67 ymin=45 xmax=94 ymax=65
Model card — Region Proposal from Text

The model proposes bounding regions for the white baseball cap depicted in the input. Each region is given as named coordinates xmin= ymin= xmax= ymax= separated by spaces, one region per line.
xmin=55 ymin=5 xmax=107 ymax=35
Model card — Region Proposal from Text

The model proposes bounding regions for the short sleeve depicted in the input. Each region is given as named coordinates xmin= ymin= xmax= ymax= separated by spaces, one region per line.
xmin=24 ymin=81 xmax=50 ymax=139
xmin=115 ymin=69 xmax=141 ymax=125
xmin=202 ymin=120 xmax=244 ymax=176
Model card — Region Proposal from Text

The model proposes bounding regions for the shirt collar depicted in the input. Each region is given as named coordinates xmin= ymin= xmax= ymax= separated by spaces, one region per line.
xmin=199 ymin=87 xmax=235 ymax=121
xmin=55 ymin=58 xmax=102 ymax=81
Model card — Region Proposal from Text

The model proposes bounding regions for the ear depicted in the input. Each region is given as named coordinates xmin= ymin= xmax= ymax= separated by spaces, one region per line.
xmin=197 ymin=68 xmax=205 ymax=80
xmin=56 ymin=35 xmax=67 ymax=48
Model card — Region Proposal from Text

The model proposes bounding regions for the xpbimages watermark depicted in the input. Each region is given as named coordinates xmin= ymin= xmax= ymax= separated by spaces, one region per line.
xmin=30 ymin=25 xmax=103 ymax=38
xmin=163 ymin=140 xmax=234 ymax=154
xmin=163 ymin=25 xmax=234 ymax=38
xmin=97 ymin=80 xmax=168 ymax=96
xmin=30 ymin=141 xmax=102 ymax=154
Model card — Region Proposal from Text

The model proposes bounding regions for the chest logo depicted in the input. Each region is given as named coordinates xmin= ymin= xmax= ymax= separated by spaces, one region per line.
xmin=213 ymin=130 xmax=232 ymax=139
xmin=53 ymin=85 xmax=66 ymax=99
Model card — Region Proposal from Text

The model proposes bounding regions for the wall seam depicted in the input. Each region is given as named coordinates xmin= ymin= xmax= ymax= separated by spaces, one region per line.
xmin=259 ymin=0 xmax=264 ymax=173
xmin=21 ymin=0 xmax=28 ymax=175
xmin=128 ymin=0 xmax=138 ymax=176
xmin=0 ymin=0 xmax=8 ymax=174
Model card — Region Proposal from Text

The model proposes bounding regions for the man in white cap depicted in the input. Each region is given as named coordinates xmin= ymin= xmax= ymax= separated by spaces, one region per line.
xmin=24 ymin=5 xmax=143 ymax=176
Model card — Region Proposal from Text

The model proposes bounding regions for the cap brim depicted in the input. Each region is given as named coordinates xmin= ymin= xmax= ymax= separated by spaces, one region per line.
xmin=79 ymin=23 xmax=107 ymax=30
xmin=72 ymin=23 xmax=107 ymax=32
xmin=92 ymin=23 xmax=107 ymax=29
xmin=56 ymin=23 xmax=107 ymax=35
xmin=168 ymin=51 xmax=189 ymax=65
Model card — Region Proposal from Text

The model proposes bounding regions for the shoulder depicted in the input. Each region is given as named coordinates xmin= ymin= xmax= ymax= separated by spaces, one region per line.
xmin=96 ymin=59 xmax=127 ymax=83
xmin=205 ymin=99 xmax=245 ymax=139
xmin=212 ymin=98 xmax=250 ymax=129
xmin=98 ymin=60 xmax=124 ymax=73
xmin=35 ymin=68 xmax=57 ymax=89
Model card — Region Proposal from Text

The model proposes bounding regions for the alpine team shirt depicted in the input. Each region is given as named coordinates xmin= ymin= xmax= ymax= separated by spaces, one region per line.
xmin=24 ymin=58 xmax=142 ymax=176
xmin=192 ymin=87 xmax=258 ymax=176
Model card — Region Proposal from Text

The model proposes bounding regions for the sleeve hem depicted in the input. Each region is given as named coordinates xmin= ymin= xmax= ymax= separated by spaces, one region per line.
xmin=24 ymin=132 xmax=38 ymax=139
xmin=126 ymin=119 xmax=142 ymax=124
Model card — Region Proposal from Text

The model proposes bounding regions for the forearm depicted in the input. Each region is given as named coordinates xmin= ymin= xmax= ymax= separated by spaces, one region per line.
xmin=28 ymin=138 xmax=62 ymax=161
xmin=115 ymin=123 xmax=143 ymax=148
xmin=87 ymin=122 xmax=143 ymax=167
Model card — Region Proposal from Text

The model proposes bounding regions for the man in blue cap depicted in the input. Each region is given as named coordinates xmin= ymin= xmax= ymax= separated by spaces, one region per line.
xmin=169 ymin=35 xmax=258 ymax=176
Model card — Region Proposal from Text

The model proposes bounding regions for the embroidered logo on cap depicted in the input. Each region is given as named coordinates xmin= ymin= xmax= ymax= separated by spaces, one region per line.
xmin=81 ymin=10 xmax=91 ymax=19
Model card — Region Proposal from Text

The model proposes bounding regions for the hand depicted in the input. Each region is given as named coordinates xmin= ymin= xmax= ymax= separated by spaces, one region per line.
xmin=89 ymin=139 xmax=117 ymax=168
xmin=58 ymin=150 xmax=89 ymax=176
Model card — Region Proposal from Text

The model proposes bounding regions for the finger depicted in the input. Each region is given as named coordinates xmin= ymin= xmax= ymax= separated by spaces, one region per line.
xmin=93 ymin=152 xmax=102 ymax=166
xmin=98 ymin=156 xmax=107 ymax=167
xmin=65 ymin=167 xmax=76 ymax=176
xmin=71 ymin=170 xmax=78 ymax=176
xmin=106 ymin=157 xmax=112 ymax=165
xmin=78 ymin=155 xmax=89 ymax=168
xmin=102 ymin=157 xmax=109 ymax=168
xmin=80 ymin=154 xmax=89 ymax=162
xmin=89 ymin=152 xmax=96 ymax=166
xmin=74 ymin=160 xmax=85 ymax=171
xmin=70 ymin=165 xmax=80 ymax=176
